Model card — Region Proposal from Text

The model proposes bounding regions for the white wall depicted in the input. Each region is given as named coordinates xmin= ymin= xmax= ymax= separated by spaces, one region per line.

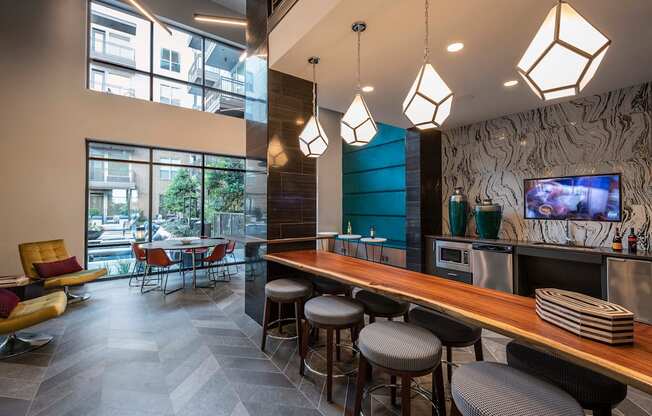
xmin=316 ymin=108 xmax=343 ymax=233
xmin=0 ymin=0 xmax=245 ymax=275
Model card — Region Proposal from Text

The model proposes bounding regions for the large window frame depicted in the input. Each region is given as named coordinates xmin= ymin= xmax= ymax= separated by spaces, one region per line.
xmin=85 ymin=140 xmax=246 ymax=279
xmin=86 ymin=0 xmax=245 ymax=118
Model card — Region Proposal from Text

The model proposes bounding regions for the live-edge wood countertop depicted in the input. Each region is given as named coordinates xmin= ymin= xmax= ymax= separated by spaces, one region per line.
xmin=264 ymin=249 xmax=652 ymax=394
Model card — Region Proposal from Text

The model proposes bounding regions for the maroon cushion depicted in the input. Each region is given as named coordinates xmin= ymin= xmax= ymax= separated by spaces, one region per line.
xmin=34 ymin=256 xmax=83 ymax=279
xmin=0 ymin=289 xmax=20 ymax=318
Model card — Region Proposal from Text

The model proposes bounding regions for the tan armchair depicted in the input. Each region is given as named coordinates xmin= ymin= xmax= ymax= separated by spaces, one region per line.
xmin=19 ymin=239 xmax=107 ymax=303
xmin=0 ymin=291 xmax=67 ymax=358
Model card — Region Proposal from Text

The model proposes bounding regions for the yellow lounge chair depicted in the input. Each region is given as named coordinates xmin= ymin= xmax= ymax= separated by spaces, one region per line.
xmin=19 ymin=239 xmax=107 ymax=303
xmin=0 ymin=291 xmax=67 ymax=358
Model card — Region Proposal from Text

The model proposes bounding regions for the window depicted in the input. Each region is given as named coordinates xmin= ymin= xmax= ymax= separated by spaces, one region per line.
xmin=87 ymin=0 xmax=245 ymax=119
xmin=86 ymin=141 xmax=245 ymax=278
xmin=160 ymin=48 xmax=180 ymax=73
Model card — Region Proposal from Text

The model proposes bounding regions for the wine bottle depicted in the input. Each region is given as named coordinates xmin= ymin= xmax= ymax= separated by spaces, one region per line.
xmin=370 ymin=225 xmax=375 ymax=238
xmin=611 ymin=229 xmax=622 ymax=251
xmin=627 ymin=227 xmax=638 ymax=253
xmin=347 ymin=221 xmax=352 ymax=235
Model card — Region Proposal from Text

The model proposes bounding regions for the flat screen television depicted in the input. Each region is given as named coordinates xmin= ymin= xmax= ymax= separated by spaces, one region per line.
xmin=524 ymin=173 xmax=621 ymax=221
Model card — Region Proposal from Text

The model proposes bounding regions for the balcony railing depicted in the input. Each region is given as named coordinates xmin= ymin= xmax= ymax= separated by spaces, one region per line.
xmin=91 ymin=40 xmax=136 ymax=66
xmin=90 ymin=80 xmax=136 ymax=97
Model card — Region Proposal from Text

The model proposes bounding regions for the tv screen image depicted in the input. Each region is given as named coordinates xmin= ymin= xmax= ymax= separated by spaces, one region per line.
xmin=524 ymin=174 xmax=621 ymax=221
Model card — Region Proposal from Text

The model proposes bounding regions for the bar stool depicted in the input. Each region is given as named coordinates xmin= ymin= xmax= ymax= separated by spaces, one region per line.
xmin=260 ymin=278 xmax=312 ymax=352
xmin=312 ymin=276 xmax=351 ymax=296
xmin=451 ymin=362 xmax=584 ymax=416
xmin=409 ymin=307 xmax=483 ymax=384
xmin=352 ymin=321 xmax=446 ymax=416
xmin=506 ymin=340 xmax=627 ymax=416
xmin=301 ymin=295 xmax=364 ymax=402
xmin=355 ymin=290 xmax=410 ymax=323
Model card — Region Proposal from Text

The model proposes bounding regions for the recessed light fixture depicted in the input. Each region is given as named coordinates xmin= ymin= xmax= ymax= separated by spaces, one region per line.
xmin=446 ymin=42 xmax=464 ymax=52
xmin=361 ymin=85 xmax=374 ymax=93
xmin=503 ymin=80 xmax=519 ymax=87
xmin=193 ymin=13 xmax=247 ymax=26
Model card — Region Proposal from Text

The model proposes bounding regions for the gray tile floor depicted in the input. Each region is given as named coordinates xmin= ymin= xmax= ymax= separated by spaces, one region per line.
xmin=0 ymin=272 xmax=650 ymax=416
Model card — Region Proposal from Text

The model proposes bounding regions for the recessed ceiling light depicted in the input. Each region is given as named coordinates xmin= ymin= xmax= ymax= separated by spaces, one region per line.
xmin=446 ymin=42 xmax=464 ymax=52
xmin=503 ymin=80 xmax=519 ymax=87
xmin=193 ymin=13 xmax=247 ymax=26
xmin=361 ymin=85 xmax=374 ymax=93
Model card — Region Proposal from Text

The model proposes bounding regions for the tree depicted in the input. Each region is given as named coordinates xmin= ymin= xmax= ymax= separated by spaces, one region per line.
xmin=161 ymin=169 xmax=200 ymax=216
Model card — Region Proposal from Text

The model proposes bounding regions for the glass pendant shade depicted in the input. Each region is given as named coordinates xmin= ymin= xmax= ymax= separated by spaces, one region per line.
xmin=517 ymin=1 xmax=610 ymax=100
xmin=341 ymin=93 xmax=378 ymax=146
xmin=299 ymin=115 xmax=329 ymax=158
xmin=403 ymin=63 xmax=454 ymax=129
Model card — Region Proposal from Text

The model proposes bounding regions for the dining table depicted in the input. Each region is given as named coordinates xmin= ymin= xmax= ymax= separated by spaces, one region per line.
xmin=139 ymin=238 xmax=227 ymax=290
xmin=264 ymin=249 xmax=652 ymax=394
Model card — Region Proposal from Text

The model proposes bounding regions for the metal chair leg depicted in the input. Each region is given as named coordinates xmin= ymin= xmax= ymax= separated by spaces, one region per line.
xmin=64 ymin=286 xmax=91 ymax=303
xmin=0 ymin=333 xmax=53 ymax=359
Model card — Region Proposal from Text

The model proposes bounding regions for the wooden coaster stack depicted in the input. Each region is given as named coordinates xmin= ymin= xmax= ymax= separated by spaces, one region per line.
xmin=535 ymin=288 xmax=634 ymax=345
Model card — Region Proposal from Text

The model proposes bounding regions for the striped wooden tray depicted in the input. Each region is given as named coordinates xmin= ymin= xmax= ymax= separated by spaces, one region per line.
xmin=535 ymin=288 xmax=634 ymax=345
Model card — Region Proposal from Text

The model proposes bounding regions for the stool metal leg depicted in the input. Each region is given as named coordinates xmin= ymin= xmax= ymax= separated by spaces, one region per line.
xmin=446 ymin=346 xmax=453 ymax=384
xmin=473 ymin=339 xmax=484 ymax=361
xmin=390 ymin=375 xmax=397 ymax=406
xmin=353 ymin=355 xmax=370 ymax=416
xmin=261 ymin=298 xmax=271 ymax=351
xmin=433 ymin=364 xmax=446 ymax=416
xmin=401 ymin=375 xmax=411 ymax=416
xmin=326 ymin=328 xmax=334 ymax=402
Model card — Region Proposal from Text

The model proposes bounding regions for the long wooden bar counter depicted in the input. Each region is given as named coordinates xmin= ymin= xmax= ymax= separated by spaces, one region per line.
xmin=264 ymin=250 xmax=652 ymax=394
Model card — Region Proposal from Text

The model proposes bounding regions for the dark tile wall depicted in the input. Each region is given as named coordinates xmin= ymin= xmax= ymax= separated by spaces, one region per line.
xmin=244 ymin=5 xmax=317 ymax=322
xmin=406 ymin=129 xmax=442 ymax=272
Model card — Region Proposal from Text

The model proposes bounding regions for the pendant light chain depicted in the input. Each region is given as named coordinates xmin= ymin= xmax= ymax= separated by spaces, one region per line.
xmin=423 ymin=0 xmax=430 ymax=63
xmin=356 ymin=30 xmax=362 ymax=91
xmin=312 ymin=61 xmax=318 ymax=117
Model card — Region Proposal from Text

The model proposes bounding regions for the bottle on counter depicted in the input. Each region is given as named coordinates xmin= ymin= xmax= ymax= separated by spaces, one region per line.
xmin=611 ymin=229 xmax=623 ymax=251
xmin=627 ymin=227 xmax=638 ymax=253
xmin=347 ymin=221 xmax=352 ymax=235
xmin=370 ymin=225 xmax=375 ymax=238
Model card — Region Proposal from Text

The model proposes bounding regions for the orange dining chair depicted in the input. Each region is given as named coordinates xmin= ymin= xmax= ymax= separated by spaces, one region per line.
xmin=129 ymin=242 xmax=147 ymax=288
xmin=224 ymin=240 xmax=239 ymax=276
xmin=142 ymin=249 xmax=184 ymax=295
xmin=201 ymin=244 xmax=228 ymax=282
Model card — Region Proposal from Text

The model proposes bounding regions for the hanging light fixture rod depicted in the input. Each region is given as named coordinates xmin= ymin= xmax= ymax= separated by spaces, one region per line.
xmin=127 ymin=0 xmax=172 ymax=35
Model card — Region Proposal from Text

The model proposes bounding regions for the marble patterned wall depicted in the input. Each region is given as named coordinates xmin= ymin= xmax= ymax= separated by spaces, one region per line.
xmin=441 ymin=82 xmax=652 ymax=247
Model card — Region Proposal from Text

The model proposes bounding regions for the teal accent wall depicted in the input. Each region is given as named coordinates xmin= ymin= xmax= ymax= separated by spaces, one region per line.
xmin=342 ymin=123 xmax=406 ymax=248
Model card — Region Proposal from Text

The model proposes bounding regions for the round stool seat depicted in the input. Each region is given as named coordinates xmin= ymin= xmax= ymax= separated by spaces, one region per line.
xmin=265 ymin=278 xmax=312 ymax=301
xmin=452 ymin=362 xmax=584 ymax=416
xmin=506 ymin=340 xmax=627 ymax=410
xmin=355 ymin=290 xmax=409 ymax=317
xmin=312 ymin=276 xmax=348 ymax=295
xmin=409 ymin=307 xmax=481 ymax=347
xmin=304 ymin=295 xmax=364 ymax=327
xmin=358 ymin=321 xmax=442 ymax=372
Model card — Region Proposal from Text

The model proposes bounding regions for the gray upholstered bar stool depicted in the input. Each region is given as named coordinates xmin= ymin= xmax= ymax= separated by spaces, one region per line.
xmin=353 ymin=321 xmax=446 ymax=416
xmin=301 ymin=295 xmax=364 ymax=403
xmin=506 ymin=340 xmax=627 ymax=416
xmin=355 ymin=290 xmax=410 ymax=323
xmin=451 ymin=362 xmax=584 ymax=416
xmin=409 ymin=307 xmax=483 ymax=384
xmin=312 ymin=276 xmax=352 ymax=297
xmin=260 ymin=278 xmax=312 ymax=352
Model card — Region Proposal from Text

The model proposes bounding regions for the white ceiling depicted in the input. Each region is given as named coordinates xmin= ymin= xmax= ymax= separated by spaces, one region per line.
xmin=270 ymin=0 xmax=652 ymax=129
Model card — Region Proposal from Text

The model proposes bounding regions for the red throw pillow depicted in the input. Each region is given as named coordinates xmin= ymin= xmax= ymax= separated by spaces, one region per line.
xmin=0 ymin=289 xmax=20 ymax=318
xmin=34 ymin=256 xmax=83 ymax=279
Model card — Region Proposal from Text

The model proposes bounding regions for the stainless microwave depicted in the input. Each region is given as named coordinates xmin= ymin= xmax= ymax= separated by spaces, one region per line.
xmin=435 ymin=240 xmax=473 ymax=273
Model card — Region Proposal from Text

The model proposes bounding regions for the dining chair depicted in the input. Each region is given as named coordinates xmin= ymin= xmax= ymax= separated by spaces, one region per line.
xmin=225 ymin=240 xmax=238 ymax=276
xmin=201 ymin=243 xmax=228 ymax=282
xmin=129 ymin=242 xmax=147 ymax=288
xmin=142 ymin=248 xmax=184 ymax=295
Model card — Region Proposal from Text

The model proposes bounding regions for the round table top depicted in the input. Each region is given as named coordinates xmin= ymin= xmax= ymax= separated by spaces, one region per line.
xmin=337 ymin=234 xmax=362 ymax=240
xmin=317 ymin=231 xmax=339 ymax=237
xmin=360 ymin=237 xmax=387 ymax=244
xmin=140 ymin=238 xmax=227 ymax=250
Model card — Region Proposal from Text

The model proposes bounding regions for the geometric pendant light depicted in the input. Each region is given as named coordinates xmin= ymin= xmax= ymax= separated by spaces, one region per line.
xmin=403 ymin=0 xmax=454 ymax=129
xmin=299 ymin=57 xmax=329 ymax=158
xmin=517 ymin=0 xmax=611 ymax=101
xmin=341 ymin=22 xmax=378 ymax=146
